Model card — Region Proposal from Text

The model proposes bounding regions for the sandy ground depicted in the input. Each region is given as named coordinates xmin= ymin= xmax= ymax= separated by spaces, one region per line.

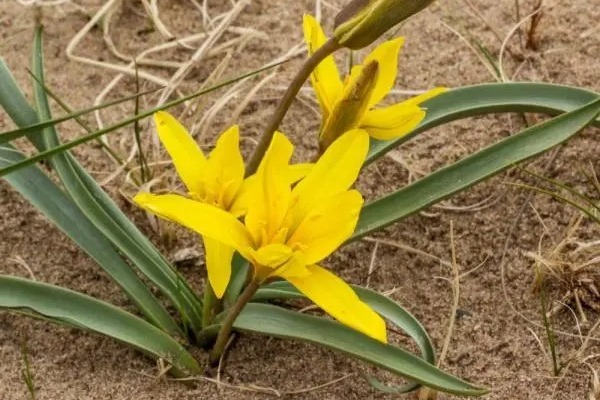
xmin=1 ymin=0 xmax=600 ymax=399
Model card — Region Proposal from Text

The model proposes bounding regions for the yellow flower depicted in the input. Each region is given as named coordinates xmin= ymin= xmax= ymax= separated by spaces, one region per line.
xmin=144 ymin=111 xmax=310 ymax=299
xmin=303 ymin=14 xmax=446 ymax=149
xmin=135 ymin=128 xmax=387 ymax=342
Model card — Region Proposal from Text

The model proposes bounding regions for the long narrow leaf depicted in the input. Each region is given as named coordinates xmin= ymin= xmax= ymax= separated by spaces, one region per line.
xmin=0 ymin=60 xmax=45 ymax=150
xmin=367 ymin=82 xmax=600 ymax=163
xmin=205 ymin=303 xmax=486 ymax=396
xmin=0 ymin=59 xmax=286 ymax=176
xmin=353 ymin=98 xmax=600 ymax=241
xmin=254 ymin=281 xmax=435 ymax=393
xmin=29 ymin=28 xmax=201 ymax=334
xmin=0 ymin=144 xmax=180 ymax=335
xmin=0 ymin=86 xmax=158 ymax=144
xmin=0 ymin=275 xmax=201 ymax=377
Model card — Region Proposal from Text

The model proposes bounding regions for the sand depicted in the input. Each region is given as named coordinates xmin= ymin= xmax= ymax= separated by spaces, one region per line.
xmin=1 ymin=0 xmax=599 ymax=399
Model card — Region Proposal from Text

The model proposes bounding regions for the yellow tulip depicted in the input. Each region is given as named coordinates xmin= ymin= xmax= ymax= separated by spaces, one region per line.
xmin=143 ymin=111 xmax=310 ymax=299
xmin=303 ymin=14 xmax=446 ymax=149
xmin=135 ymin=127 xmax=387 ymax=342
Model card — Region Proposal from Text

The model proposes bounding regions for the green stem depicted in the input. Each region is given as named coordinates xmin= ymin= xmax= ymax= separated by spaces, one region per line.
xmin=201 ymin=284 xmax=222 ymax=328
xmin=245 ymin=37 xmax=341 ymax=176
xmin=208 ymin=277 xmax=261 ymax=365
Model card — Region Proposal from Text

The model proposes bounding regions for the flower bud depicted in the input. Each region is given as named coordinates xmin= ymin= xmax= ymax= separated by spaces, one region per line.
xmin=334 ymin=0 xmax=435 ymax=49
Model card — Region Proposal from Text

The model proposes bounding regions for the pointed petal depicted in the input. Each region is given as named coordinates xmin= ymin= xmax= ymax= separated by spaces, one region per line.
xmin=362 ymin=103 xmax=425 ymax=141
xmin=290 ymin=129 xmax=368 ymax=227
xmin=362 ymin=37 xmax=404 ymax=108
xmin=154 ymin=111 xmax=207 ymax=196
xmin=134 ymin=193 xmax=252 ymax=259
xmin=229 ymin=163 xmax=313 ymax=218
xmin=203 ymin=237 xmax=234 ymax=299
xmin=244 ymin=132 xmax=294 ymax=245
xmin=361 ymin=87 xmax=447 ymax=140
xmin=303 ymin=14 xmax=343 ymax=117
xmin=204 ymin=125 xmax=245 ymax=209
xmin=399 ymin=87 xmax=448 ymax=107
xmin=282 ymin=264 xmax=387 ymax=342
xmin=228 ymin=176 xmax=255 ymax=218
xmin=287 ymin=163 xmax=313 ymax=184
xmin=288 ymin=190 xmax=363 ymax=264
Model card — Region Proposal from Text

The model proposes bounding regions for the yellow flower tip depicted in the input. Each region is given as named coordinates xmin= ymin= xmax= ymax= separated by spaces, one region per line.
xmin=214 ymin=124 xmax=241 ymax=152
xmin=221 ymin=124 xmax=240 ymax=139
xmin=272 ymin=131 xmax=294 ymax=149
xmin=370 ymin=315 xmax=388 ymax=343
xmin=132 ymin=192 xmax=153 ymax=207
xmin=302 ymin=13 xmax=316 ymax=28
xmin=388 ymin=36 xmax=405 ymax=49
xmin=153 ymin=110 xmax=174 ymax=128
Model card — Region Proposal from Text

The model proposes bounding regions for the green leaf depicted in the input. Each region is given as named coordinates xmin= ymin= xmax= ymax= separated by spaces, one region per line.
xmin=223 ymin=254 xmax=250 ymax=307
xmin=0 ymin=59 xmax=286 ymax=177
xmin=0 ymin=275 xmax=201 ymax=377
xmin=255 ymin=281 xmax=435 ymax=393
xmin=367 ymin=82 xmax=600 ymax=163
xmin=0 ymin=142 xmax=179 ymax=334
xmin=28 ymin=27 xmax=201 ymax=334
xmin=0 ymin=60 xmax=45 ymax=151
xmin=0 ymin=86 xmax=158 ymax=145
xmin=207 ymin=303 xmax=486 ymax=396
xmin=353 ymin=97 xmax=600 ymax=241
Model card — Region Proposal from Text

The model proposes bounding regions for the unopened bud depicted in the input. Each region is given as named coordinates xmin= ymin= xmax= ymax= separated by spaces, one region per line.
xmin=334 ymin=0 xmax=435 ymax=49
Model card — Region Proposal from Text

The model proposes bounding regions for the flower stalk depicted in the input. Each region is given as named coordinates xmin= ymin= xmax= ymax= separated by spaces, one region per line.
xmin=208 ymin=276 xmax=261 ymax=365
xmin=245 ymin=37 xmax=340 ymax=176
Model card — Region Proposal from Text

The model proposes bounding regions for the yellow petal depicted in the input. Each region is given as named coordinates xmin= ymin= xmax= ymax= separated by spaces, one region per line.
xmin=361 ymin=87 xmax=447 ymax=140
xmin=251 ymin=243 xmax=293 ymax=268
xmin=290 ymin=129 xmax=368 ymax=227
xmin=154 ymin=111 xmax=207 ymax=196
xmin=362 ymin=37 xmax=404 ymax=109
xmin=288 ymin=190 xmax=363 ymax=264
xmin=287 ymin=163 xmax=313 ymax=184
xmin=204 ymin=125 xmax=245 ymax=209
xmin=303 ymin=14 xmax=343 ymax=118
xmin=244 ymin=132 xmax=293 ymax=246
xmin=134 ymin=193 xmax=253 ymax=259
xmin=400 ymin=87 xmax=448 ymax=107
xmin=203 ymin=237 xmax=233 ymax=299
xmin=282 ymin=264 xmax=387 ymax=342
xmin=229 ymin=163 xmax=312 ymax=218
xmin=361 ymin=103 xmax=425 ymax=141
xmin=228 ymin=176 xmax=255 ymax=218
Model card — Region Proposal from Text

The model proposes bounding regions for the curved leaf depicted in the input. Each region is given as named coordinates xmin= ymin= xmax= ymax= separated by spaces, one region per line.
xmin=352 ymin=97 xmax=600 ymax=241
xmin=0 ymin=61 xmax=286 ymax=177
xmin=0 ymin=143 xmax=181 ymax=336
xmin=206 ymin=303 xmax=486 ymax=396
xmin=29 ymin=27 xmax=200 ymax=335
xmin=255 ymin=281 xmax=435 ymax=393
xmin=0 ymin=87 xmax=158 ymax=145
xmin=0 ymin=275 xmax=201 ymax=377
xmin=368 ymin=82 xmax=600 ymax=163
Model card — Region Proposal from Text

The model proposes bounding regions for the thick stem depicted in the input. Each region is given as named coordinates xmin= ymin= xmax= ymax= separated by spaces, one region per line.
xmin=245 ymin=37 xmax=341 ymax=176
xmin=208 ymin=277 xmax=261 ymax=365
